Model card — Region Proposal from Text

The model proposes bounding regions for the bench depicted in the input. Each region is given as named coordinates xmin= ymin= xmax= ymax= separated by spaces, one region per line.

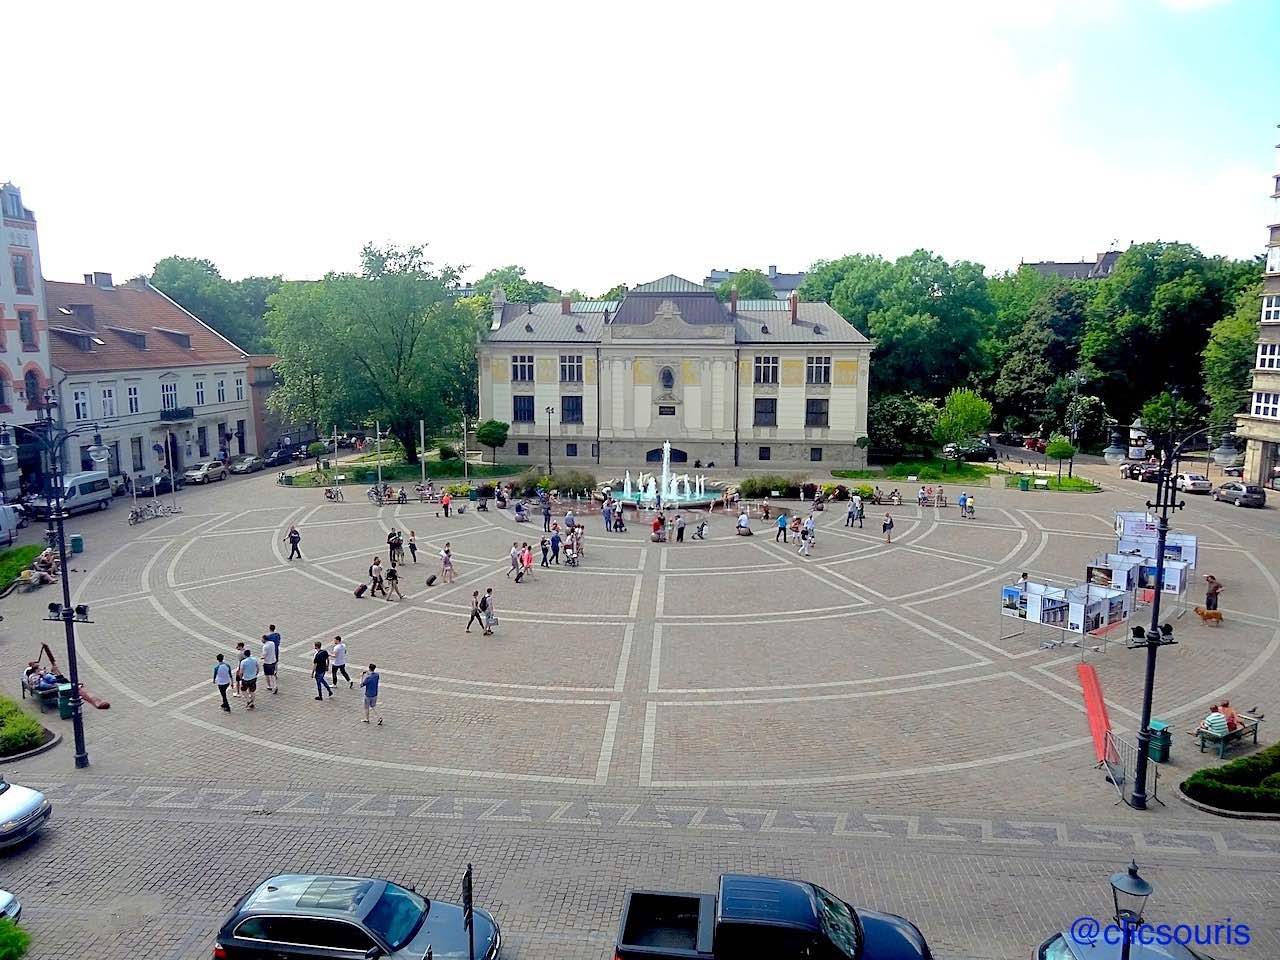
xmin=1034 ymin=479 xmax=1050 ymax=490
xmin=1196 ymin=716 xmax=1261 ymax=758
xmin=21 ymin=681 xmax=59 ymax=713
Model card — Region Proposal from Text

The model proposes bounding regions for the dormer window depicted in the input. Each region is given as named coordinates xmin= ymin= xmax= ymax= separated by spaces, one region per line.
xmin=155 ymin=327 xmax=192 ymax=349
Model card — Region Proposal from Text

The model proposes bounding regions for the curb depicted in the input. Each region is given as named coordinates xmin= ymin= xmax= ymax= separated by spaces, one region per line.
xmin=0 ymin=729 xmax=62 ymax=764
xmin=1175 ymin=784 xmax=1280 ymax=821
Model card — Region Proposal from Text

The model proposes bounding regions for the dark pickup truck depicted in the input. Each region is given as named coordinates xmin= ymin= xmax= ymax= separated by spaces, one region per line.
xmin=615 ymin=874 xmax=932 ymax=960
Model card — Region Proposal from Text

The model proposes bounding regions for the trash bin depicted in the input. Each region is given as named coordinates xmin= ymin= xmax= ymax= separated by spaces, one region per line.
xmin=69 ymin=533 xmax=84 ymax=554
xmin=57 ymin=683 xmax=74 ymax=720
xmin=1148 ymin=719 xmax=1171 ymax=763
xmin=468 ymin=489 xmax=478 ymax=502
xmin=1018 ymin=477 xmax=1030 ymax=492
xmin=322 ymin=459 xmax=331 ymax=470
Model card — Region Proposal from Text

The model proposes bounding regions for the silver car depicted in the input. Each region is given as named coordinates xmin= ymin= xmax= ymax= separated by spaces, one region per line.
xmin=0 ymin=888 xmax=20 ymax=922
xmin=0 ymin=777 xmax=52 ymax=849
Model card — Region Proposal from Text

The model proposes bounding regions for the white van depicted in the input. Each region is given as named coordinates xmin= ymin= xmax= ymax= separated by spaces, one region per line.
xmin=25 ymin=471 xmax=113 ymax=518
xmin=0 ymin=504 xmax=22 ymax=545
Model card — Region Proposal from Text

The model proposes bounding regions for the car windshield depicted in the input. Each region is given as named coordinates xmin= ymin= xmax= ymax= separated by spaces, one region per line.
xmin=812 ymin=884 xmax=861 ymax=959
xmin=364 ymin=882 xmax=427 ymax=950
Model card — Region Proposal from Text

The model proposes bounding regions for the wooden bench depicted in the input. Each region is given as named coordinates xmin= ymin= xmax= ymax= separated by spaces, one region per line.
xmin=1034 ymin=479 xmax=1050 ymax=490
xmin=1196 ymin=716 xmax=1261 ymax=758
xmin=20 ymin=681 xmax=59 ymax=713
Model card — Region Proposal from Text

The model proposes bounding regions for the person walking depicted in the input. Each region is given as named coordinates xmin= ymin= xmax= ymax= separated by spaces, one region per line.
xmin=312 ymin=641 xmax=333 ymax=700
xmin=408 ymin=530 xmax=418 ymax=563
xmin=466 ymin=591 xmax=485 ymax=633
xmin=775 ymin=511 xmax=788 ymax=543
xmin=240 ymin=649 xmax=260 ymax=709
xmin=845 ymin=499 xmax=857 ymax=527
xmin=441 ymin=491 xmax=452 ymax=518
xmin=540 ymin=536 xmax=550 ymax=567
xmin=331 ymin=635 xmax=352 ymax=687
xmin=369 ymin=557 xmax=386 ymax=597
xmin=385 ymin=561 xmax=404 ymax=601
xmin=213 ymin=653 xmax=233 ymax=712
xmin=1204 ymin=574 xmax=1224 ymax=612
xmin=542 ymin=500 xmax=552 ymax=532
xmin=675 ymin=513 xmax=686 ymax=543
xmin=506 ymin=541 xmax=520 ymax=578
xmin=550 ymin=529 xmax=561 ymax=564
xmin=883 ymin=511 xmax=895 ymax=544
xmin=957 ymin=491 xmax=968 ymax=518
xmin=965 ymin=493 xmax=976 ymax=519
xmin=283 ymin=525 xmax=303 ymax=560
xmin=798 ymin=523 xmax=813 ymax=557
xmin=523 ymin=543 xmax=535 ymax=579
xmin=261 ymin=632 xmax=279 ymax=695
xmin=234 ymin=641 xmax=248 ymax=698
xmin=440 ymin=543 xmax=455 ymax=584
xmin=603 ymin=499 xmax=613 ymax=533
xmin=855 ymin=495 xmax=865 ymax=529
xmin=482 ymin=587 xmax=496 ymax=636
xmin=360 ymin=663 xmax=383 ymax=725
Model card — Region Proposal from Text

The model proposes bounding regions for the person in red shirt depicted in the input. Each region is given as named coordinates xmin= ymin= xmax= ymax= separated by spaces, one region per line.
xmin=441 ymin=492 xmax=452 ymax=518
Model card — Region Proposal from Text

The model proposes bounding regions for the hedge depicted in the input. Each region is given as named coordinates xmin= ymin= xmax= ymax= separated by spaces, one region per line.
xmin=514 ymin=469 xmax=597 ymax=498
xmin=0 ymin=696 xmax=45 ymax=757
xmin=738 ymin=474 xmax=803 ymax=499
xmin=1181 ymin=739 xmax=1280 ymax=814
xmin=0 ymin=918 xmax=30 ymax=960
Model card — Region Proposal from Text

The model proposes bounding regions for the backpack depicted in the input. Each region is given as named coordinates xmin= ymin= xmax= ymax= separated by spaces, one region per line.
xmin=479 ymin=595 xmax=489 ymax=612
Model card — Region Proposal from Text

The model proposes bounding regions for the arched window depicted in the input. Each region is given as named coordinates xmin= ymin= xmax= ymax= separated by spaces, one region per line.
xmin=24 ymin=370 xmax=39 ymax=405
xmin=660 ymin=366 xmax=675 ymax=390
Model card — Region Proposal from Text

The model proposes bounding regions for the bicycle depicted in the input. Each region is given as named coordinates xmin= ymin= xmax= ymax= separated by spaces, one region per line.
xmin=325 ymin=486 xmax=345 ymax=502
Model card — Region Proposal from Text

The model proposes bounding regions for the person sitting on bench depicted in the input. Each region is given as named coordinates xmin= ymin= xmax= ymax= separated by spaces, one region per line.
xmin=1199 ymin=705 xmax=1229 ymax=737
xmin=1219 ymin=700 xmax=1246 ymax=731
xmin=514 ymin=502 xmax=530 ymax=522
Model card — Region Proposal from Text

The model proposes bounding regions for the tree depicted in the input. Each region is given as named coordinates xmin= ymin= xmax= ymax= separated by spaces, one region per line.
xmin=865 ymin=393 xmax=938 ymax=458
xmin=150 ymin=256 xmax=280 ymax=352
xmin=1045 ymin=434 xmax=1077 ymax=482
xmin=1202 ymin=282 xmax=1261 ymax=431
xmin=307 ymin=441 xmax=327 ymax=471
xmin=0 ymin=917 xmax=31 ymax=960
xmin=1065 ymin=393 xmax=1107 ymax=450
xmin=600 ymin=283 xmax=629 ymax=300
xmin=715 ymin=268 xmax=775 ymax=302
xmin=475 ymin=419 xmax=509 ymax=464
xmin=1139 ymin=390 xmax=1198 ymax=440
xmin=933 ymin=388 xmax=993 ymax=455
xmin=473 ymin=265 xmax=559 ymax=303
xmin=266 ymin=243 xmax=474 ymax=464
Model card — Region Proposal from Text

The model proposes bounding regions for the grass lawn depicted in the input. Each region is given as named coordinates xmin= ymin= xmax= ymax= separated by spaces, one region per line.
xmin=1004 ymin=474 xmax=1099 ymax=492
xmin=832 ymin=458 xmax=998 ymax=483
xmin=0 ymin=544 xmax=42 ymax=584
xmin=290 ymin=459 xmax=520 ymax=487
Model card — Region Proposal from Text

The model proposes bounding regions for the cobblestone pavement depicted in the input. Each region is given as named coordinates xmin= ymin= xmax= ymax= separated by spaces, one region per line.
xmin=2 ymin=470 xmax=1278 ymax=958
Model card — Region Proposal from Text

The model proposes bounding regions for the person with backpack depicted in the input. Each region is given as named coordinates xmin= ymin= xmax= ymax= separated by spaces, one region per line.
xmin=283 ymin=525 xmax=303 ymax=560
xmin=312 ymin=641 xmax=333 ymax=700
xmin=385 ymin=561 xmax=404 ymax=601
xmin=466 ymin=591 xmax=484 ymax=633
xmin=883 ymin=511 xmax=895 ymax=544
xmin=369 ymin=557 xmax=386 ymax=597
xmin=482 ymin=587 xmax=496 ymax=636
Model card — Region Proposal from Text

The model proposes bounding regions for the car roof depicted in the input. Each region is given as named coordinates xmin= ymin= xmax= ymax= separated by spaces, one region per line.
xmin=717 ymin=874 xmax=821 ymax=932
xmin=241 ymin=875 xmax=387 ymax=920
xmin=1047 ymin=931 xmax=1208 ymax=959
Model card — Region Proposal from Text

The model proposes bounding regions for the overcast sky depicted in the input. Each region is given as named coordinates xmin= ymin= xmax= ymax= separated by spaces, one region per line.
xmin=5 ymin=0 xmax=1276 ymax=294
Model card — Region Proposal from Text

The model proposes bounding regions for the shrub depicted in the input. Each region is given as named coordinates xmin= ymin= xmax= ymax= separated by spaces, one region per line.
xmin=853 ymin=484 xmax=875 ymax=500
xmin=738 ymin=474 xmax=802 ymax=499
xmin=514 ymin=468 xmax=597 ymax=498
xmin=0 ymin=918 xmax=30 ymax=960
xmin=438 ymin=443 xmax=458 ymax=461
xmin=476 ymin=483 xmax=496 ymax=499
xmin=445 ymin=482 xmax=472 ymax=497
xmin=1181 ymin=739 xmax=1280 ymax=814
xmin=0 ymin=697 xmax=45 ymax=756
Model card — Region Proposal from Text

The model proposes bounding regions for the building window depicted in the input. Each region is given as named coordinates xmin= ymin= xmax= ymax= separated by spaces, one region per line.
xmin=513 ymin=395 xmax=535 ymax=422
xmin=23 ymin=370 xmax=39 ymax=405
xmin=195 ymin=380 xmax=205 ymax=405
xmin=72 ymin=389 xmax=90 ymax=420
xmin=1258 ymin=343 xmax=1280 ymax=370
xmin=758 ymin=446 xmax=771 ymax=461
xmin=235 ymin=376 xmax=245 ymax=401
xmin=754 ymin=397 xmax=777 ymax=427
xmin=516 ymin=442 xmax=529 ymax=456
xmin=512 ymin=355 xmax=534 ymax=382
xmin=561 ymin=396 xmax=583 ymax=424
xmin=130 ymin=436 xmax=144 ymax=472
xmin=127 ymin=384 xmax=140 ymax=414
xmin=559 ymin=355 xmax=583 ymax=382
xmin=17 ymin=309 xmax=35 ymax=347
xmin=658 ymin=405 xmax=676 ymax=416
xmin=162 ymin=381 xmax=178 ymax=411
xmin=660 ymin=366 xmax=675 ymax=390
xmin=216 ymin=378 xmax=226 ymax=403
xmin=566 ymin=443 xmax=578 ymax=457
xmin=10 ymin=254 xmax=32 ymax=295
xmin=805 ymin=398 xmax=829 ymax=427
xmin=100 ymin=386 xmax=116 ymax=418
xmin=754 ymin=355 xmax=779 ymax=384
xmin=0 ymin=379 xmax=6 ymax=407
xmin=591 ymin=442 xmax=599 ymax=459
xmin=1268 ymin=246 xmax=1280 ymax=275
xmin=1252 ymin=392 xmax=1280 ymax=419
xmin=810 ymin=447 xmax=823 ymax=462
xmin=198 ymin=425 xmax=208 ymax=458
xmin=806 ymin=356 xmax=831 ymax=384
xmin=1263 ymin=296 xmax=1280 ymax=323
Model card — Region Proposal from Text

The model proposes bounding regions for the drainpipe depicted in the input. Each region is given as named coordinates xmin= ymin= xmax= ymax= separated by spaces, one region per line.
xmin=595 ymin=346 xmax=601 ymax=466
xmin=733 ymin=347 xmax=740 ymax=467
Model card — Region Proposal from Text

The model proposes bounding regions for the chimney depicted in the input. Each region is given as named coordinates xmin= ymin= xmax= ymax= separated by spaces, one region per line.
xmin=125 ymin=276 xmax=149 ymax=291
xmin=768 ymin=265 xmax=778 ymax=278
xmin=790 ymin=293 xmax=799 ymax=324
xmin=729 ymin=289 xmax=738 ymax=317
xmin=69 ymin=304 xmax=96 ymax=328
xmin=91 ymin=271 xmax=113 ymax=289
xmin=561 ymin=295 xmax=571 ymax=315
xmin=83 ymin=273 xmax=94 ymax=285
xmin=488 ymin=285 xmax=506 ymax=332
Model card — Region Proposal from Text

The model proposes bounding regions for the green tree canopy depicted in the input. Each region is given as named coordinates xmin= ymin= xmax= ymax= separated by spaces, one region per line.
xmin=933 ymin=387 xmax=993 ymax=451
xmin=150 ymin=256 xmax=280 ymax=352
xmin=1202 ymin=282 xmax=1261 ymax=431
xmin=599 ymin=283 xmax=629 ymax=301
xmin=1139 ymin=390 xmax=1198 ymax=439
xmin=715 ymin=268 xmax=775 ymax=302
xmin=475 ymin=419 xmax=509 ymax=463
xmin=474 ymin=265 xmax=559 ymax=303
xmin=266 ymin=243 xmax=474 ymax=464
xmin=865 ymin=393 xmax=938 ymax=458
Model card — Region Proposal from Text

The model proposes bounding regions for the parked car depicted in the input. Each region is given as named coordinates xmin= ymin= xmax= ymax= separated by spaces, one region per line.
xmin=183 ymin=461 xmax=227 ymax=485
xmin=1175 ymin=473 xmax=1211 ymax=494
xmin=1036 ymin=930 xmax=1218 ymax=959
xmin=0 ymin=888 xmax=19 ymax=922
xmin=214 ymin=874 xmax=501 ymax=959
xmin=22 ymin=470 xmax=113 ymax=518
xmin=136 ymin=473 xmax=184 ymax=496
xmin=943 ymin=439 xmax=997 ymax=462
xmin=1120 ymin=463 xmax=1161 ymax=482
xmin=1222 ymin=464 xmax=1244 ymax=477
xmin=0 ymin=777 xmax=52 ymax=850
xmin=227 ymin=455 xmax=265 ymax=475
xmin=615 ymin=873 xmax=932 ymax=960
xmin=1024 ymin=437 xmax=1047 ymax=453
xmin=261 ymin=448 xmax=293 ymax=468
xmin=1213 ymin=481 xmax=1266 ymax=507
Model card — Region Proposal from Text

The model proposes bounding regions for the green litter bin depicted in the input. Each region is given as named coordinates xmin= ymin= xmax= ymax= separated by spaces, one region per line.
xmin=1018 ymin=477 xmax=1030 ymax=492
xmin=281 ymin=474 xmax=294 ymax=486
xmin=57 ymin=683 xmax=74 ymax=720
xmin=1148 ymin=720 xmax=1171 ymax=763
xmin=69 ymin=533 xmax=84 ymax=554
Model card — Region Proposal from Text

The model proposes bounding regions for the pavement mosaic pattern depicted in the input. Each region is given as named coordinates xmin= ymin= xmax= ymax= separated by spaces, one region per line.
xmin=2 ymin=468 xmax=1279 ymax=959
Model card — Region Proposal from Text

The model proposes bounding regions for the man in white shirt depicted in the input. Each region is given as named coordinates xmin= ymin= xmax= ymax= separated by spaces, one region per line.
xmin=261 ymin=632 xmax=279 ymax=695
xmin=850 ymin=493 xmax=863 ymax=529
xmin=331 ymin=636 xmax=352 ymax=688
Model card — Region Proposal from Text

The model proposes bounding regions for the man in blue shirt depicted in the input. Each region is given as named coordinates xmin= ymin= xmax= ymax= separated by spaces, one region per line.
xmin=776 ymin=511 xmax=789 ymax=543
xmin=240 ymin=651 xmax=261 ymax=709
xmin=360 ymin=663 xmax=383 ymax=725
xmin=212 ymin=654 xmax=233 ymax=712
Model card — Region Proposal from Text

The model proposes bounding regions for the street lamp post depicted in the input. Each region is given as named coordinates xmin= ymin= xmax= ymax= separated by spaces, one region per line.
xmin=545 ymin=406 xmax=555 ymax=476
xmin=1110 ymin=860 xmax=1153 ymax=960
xmin=0 ymin=392 xmax=108 ymax=770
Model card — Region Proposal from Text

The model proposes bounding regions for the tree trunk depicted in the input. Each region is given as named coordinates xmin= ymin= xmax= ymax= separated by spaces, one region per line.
xmin=392 ymin=421 xmax=419 ymax=465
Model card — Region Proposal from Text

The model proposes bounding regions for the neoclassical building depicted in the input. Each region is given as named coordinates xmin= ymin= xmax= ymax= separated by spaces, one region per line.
xmin=476 ymin=275 xmax=872 ymax=470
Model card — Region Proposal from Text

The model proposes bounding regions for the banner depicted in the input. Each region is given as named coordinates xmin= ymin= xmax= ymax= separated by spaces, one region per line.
xmin=1117 ymin=532 xmax=1198 ymax=568
xmin=1001 ymin=585 xmax=1027 ymax=619
xmin=1086 ymin=565 xmax=1114 ymax=588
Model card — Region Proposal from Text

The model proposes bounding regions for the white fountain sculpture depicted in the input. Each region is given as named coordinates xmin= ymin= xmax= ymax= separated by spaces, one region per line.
xmin=645 ymin=474 xmax=658 ymax=503
xmin=623 ymin=470 xmax=632 ymax=500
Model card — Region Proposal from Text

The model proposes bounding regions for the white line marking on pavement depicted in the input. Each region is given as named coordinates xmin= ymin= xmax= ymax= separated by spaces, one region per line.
xmin=639 ymin=701 xmax=657 ymax=786
xmin=648 ymin=624 xmax=662 ymax=693
xmin=614 ymin=624 xmax=634 ymax=692
xmin=628 ymin=552 xmax=646 ymax=617
xmin=595 ymin=702 xmax=621 ymax=784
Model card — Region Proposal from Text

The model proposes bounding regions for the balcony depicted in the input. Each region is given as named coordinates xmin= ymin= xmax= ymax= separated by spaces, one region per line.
xmin=160 ymin=406 xmax=195 ymax=422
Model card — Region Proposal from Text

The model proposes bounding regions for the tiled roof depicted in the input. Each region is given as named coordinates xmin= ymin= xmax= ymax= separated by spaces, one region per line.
xmin=735 ymin=302 xmax=869 ymax=344
xmin=488 ymin=303 xmax=607 ymax=343
xmin=630 ymin=275 xmax=713 ymax=294
xmin=610 ymin=291 xmax=729 ymax=326
xmin=44 ymin=279 xmax=249 ymax=373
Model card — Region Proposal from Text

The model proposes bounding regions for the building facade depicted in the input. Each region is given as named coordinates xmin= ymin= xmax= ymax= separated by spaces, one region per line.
xmin=1023 ymin=250 xmax=1122 ymax=280
xmin=476 ymin=276 xmax=872 ymax=471
xmin=46 ymin=273 xmax=256 ymax=483
xmin=1236 ymin=132 xmax=1280 ymax=488
xmin=702 ymin=265 xmax=806 ymax=300
xmin=0 ymin=183 xmax=55 ymax=498
xmin=246 ymin=354 xmax=318 ymax=454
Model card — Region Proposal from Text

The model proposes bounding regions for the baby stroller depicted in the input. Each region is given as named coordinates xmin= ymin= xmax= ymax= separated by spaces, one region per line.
xmin=564 ymin=544 xmax=580 ymax=567
xmin=692 ymin=518 xmax=709 ymax=540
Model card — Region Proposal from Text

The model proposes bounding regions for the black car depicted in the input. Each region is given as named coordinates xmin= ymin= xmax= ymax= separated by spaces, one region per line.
xmin=135 ymin=474 xmax=184 ymax=496
xmin=1119 ymin=463 xmax=1160 ymax=482
xmin=261 ymin=448 xmax=293 ymax=468
xmin=215 ymin=874 xmax=500 ymax=960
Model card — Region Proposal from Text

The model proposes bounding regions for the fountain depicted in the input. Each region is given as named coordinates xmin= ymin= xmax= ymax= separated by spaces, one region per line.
xmin=603 ymin=440 xmax=727 ymax=509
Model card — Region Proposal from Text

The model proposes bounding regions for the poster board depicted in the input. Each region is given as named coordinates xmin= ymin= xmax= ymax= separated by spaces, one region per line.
xmin=1089 ymin=554 xmax=1143 ymax=591
xmin=1115 ymin=512 xmax=1157 ymax=539
xmin=1001 ymin=585 xmax=1027 ymax=619
xmin=1136 ymin=559 xmax=1188 ymax=596
xmin=1067 ymin=584 xmax=1131 ymax=636
xmin=1116 ymin=532 xmax=1198 ymax=569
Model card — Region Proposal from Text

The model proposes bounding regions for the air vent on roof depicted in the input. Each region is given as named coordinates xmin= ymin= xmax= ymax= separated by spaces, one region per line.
xmin=760 ymin=324 xmax=769 ymax=335
xmin=575 ymin=323 xmax=584 ymax=333
xmin=524 ymin=323 xmax=534 ymax=333
xmin=813 ymin=324 xmax=823 ymax=335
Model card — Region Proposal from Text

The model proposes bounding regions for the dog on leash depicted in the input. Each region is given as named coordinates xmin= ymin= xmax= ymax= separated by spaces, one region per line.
xmin=1193 ymin=606 xmax=1223 ymax=626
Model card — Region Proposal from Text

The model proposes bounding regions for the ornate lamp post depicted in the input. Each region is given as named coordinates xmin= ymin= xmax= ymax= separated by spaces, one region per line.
xmin=1110 ymin=861 xmax=1153 ymax=960
xmin=0 ymin=391 xmax=107 ymax=769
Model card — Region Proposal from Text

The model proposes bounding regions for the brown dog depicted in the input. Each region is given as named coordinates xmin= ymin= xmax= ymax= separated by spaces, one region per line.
xmin=1194 ymin=606 xmax=1223 ymax=626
